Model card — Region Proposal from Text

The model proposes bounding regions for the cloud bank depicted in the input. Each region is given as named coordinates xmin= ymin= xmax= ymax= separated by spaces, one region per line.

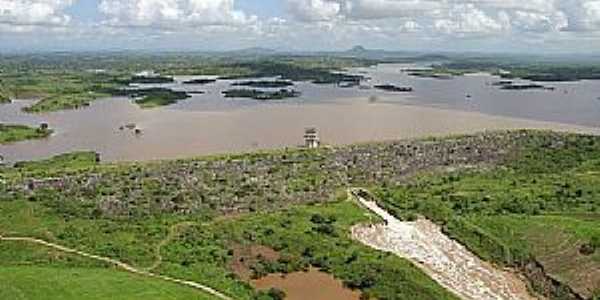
xmin=98 ymin=0 xmax=255 ymax=28
xmin=0 ymin=0 xmax=74 ymax=29
xmin=286 ymin=0 xmax=600 ymax=34
xmin=1 ymin=0 xmax=600 ymax=52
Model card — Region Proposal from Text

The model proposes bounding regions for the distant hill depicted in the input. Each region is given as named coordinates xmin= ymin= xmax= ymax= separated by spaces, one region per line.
xmin=225 ymin=47 xmax=279 ymax=56
xmin=324 ymin=46 xmax=451 ymax=62
xmin=348 ymin=45 xmax=368 ymax=53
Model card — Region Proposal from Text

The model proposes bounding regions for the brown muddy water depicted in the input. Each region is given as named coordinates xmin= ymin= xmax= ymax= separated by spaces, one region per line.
xmin=251 ymin=268 xmax=361 ymax=300
xmin=1 ymin=63 xmax=600 ymax=163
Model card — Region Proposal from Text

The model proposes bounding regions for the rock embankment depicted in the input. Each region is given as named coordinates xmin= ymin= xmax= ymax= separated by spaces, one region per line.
xmin=5 ymin=130 xmax=558 ymax=217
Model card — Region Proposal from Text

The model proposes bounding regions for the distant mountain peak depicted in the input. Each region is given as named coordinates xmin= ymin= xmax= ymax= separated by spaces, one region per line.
xmin=350 ymin=45 xmax=367 ymax=52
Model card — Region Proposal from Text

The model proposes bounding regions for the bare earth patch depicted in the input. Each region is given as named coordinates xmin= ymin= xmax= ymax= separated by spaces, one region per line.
xmin=228 ymin=244 xmax=280 ymax=281
xmin=351 ymin=193 xmax=536 ymax=300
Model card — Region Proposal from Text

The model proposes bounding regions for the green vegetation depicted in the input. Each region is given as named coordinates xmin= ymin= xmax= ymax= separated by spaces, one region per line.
xmin=0 ymin=267 xmax=213 ymax=300
xmin=3 ymin=131 xmax=600 ymax=299
xmin=0 ymin=69 xmax=125 ymax=113
xmin=0 ymin=195 xmax=459 ymax=300
xmin=0 ymin=124 xmax=53 ymax=144
xmin=374 ymin=133 xmax=600 ymax=299
xmin=161 ymin=201 xmax=458 ymax=300
xmin=232 ymin=80 xmax=294 ymax=88
xmin=220 ymin=61 xmax=365 ymax=84
xmin=23 ymin=92 xmax=107 ymax=113
xmin=405 ymin=68 xmax=469 ymax=79
xmin=374 ymin=84 xmax=413 ymax=92
xmin=0 ymin=54 xmax=373 ymax=112
xmin=0 ymin=93 xmax=10 ymax=104
xmin=13 ymin=151 xmax=99 ymax=172
xmin=423 ymin=59 xmax=600 ymax=82
xmin=222 ymin=89 xmax=300 ymax=100
xmin=183 ymin=79 xmax=217 ymax=85
xmin=124 ymin=88 xmax=191 ymax=109
xmin=500 ymin=66 xmax=600 ymax=82
xmin=0 ymin=240 xmax=214 ymax=300
xmin=125 ymin=75 xmax=174 ymax=84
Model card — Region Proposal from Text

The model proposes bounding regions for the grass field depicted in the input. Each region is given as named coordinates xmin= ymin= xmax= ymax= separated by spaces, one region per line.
xmin=0 ymin=241 xmax=215 ymax=300
xmin=12 ymin=151 xmax=99 ymax=171
xmin=23 ymin=92 xmax=107 ymax=113
xmin=0 ymin=124 xmax=53 ymax=144
xmin=0 ymin=267 xmax=214 ymax=300
xmin=0 ymin=196 xmax=459 ymax=300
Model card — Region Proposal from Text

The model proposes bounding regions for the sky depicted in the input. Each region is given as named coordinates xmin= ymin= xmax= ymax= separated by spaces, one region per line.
xmin=1 ymin=0 xmax=600 ymax=53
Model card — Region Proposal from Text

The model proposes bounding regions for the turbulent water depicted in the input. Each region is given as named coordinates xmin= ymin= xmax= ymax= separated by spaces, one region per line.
xmin=351 ymin=191 xmax=535 ymax=300
xmin=1 ymin=63 xmax=600 ymax=163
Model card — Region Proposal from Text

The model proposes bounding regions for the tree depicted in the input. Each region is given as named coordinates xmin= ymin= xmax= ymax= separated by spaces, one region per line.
xmin=267 ymin=288 xmax=286 ymax=300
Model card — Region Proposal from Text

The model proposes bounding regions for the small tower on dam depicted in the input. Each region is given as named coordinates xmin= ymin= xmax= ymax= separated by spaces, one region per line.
xmin=304 ymin=127 xmax=320 ymax=149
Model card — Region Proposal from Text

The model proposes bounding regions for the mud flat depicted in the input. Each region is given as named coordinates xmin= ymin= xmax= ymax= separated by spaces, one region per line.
xmin=351 ymin=192 xmax=536 ymax=300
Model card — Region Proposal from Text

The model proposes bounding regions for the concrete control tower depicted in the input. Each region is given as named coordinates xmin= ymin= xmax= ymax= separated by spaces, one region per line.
xmin=304 ymin=127 xmax=320 ymax=149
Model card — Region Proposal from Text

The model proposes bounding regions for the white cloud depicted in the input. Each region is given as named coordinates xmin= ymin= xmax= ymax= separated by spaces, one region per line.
xmin=285 ymin=0 xmax=600 ymax=36
xmin=286 ymin=0 xmax=342 ymax=22
xmin=98 ymin=0 xmax=256 ymax=28
xmin=344 ymin=0 xmax=443 ymax=19
xmin=0 ymin=0 xmax=74 ymax=28
xmin=433 ymin=4 xmax=505 ymax=34
xmin=559 ymin=0 xmax=600 ymax=31
xmin=510 ymin=10 xmax=568 ymax=32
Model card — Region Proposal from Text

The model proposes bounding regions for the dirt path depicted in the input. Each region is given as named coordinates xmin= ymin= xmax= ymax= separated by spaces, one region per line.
xmin=349 ymin=188 xmax=537 ymax=300
xmin=147 ymin=221 xmax=196 ymax=272
xmin=0 ymin=235 xmax=233 ymax=300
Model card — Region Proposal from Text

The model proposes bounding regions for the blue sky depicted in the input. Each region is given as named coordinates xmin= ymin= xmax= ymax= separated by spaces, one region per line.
xmin=236 ymin=0 xmax=282 ymax=18
xmin=65 ymin=0 xmax=284 ymax=21
xmin=1 ymin=0 xmax=600 ymax=53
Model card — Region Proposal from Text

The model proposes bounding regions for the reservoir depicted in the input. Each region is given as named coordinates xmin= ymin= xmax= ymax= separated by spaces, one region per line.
xmin=1 ymin=64 xmax=600 ymax=163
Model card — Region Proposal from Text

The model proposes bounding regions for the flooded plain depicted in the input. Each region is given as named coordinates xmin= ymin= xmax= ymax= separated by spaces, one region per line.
xmin=1 ymin=64 xmax=600 ymax=163
xmin=251 ymin=268 xmax=361 ymax=300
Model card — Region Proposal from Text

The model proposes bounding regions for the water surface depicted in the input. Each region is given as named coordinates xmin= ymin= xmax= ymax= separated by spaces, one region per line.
xmin=251 ymin=268 xmax=361 ymax=300
xmin=1 ymin=64 xmax=599 ymax=163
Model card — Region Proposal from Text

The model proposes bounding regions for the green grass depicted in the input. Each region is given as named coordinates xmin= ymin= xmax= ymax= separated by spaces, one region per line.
xmin=0 ymin=124 xmax=52 ymax=144
xmin=407 ymin=68 xmax=471 ymax=78
xmin=0 ymin=92 xmax=10 ymax=103
xmin=134 ymin=90 xmax=191 ymax=109
xmin=0 ymin=241 xmax=215 ymax=300
xmin=0 ymin=70 xmax=123 ymax=113
xmin=222 ymin=89 xmax=299 ymax=100
xmin=432 ymin=59 xmax=600 ymax=82
xmin=12 ymin=151 xmax=99 ymax=173
xmin=0 ymin=267 xmax=214 ymax=300
xmin=23 ymin=92 xmax=106 ymax=113
xmin=0 ymin=196 xmax=459 ymax=300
